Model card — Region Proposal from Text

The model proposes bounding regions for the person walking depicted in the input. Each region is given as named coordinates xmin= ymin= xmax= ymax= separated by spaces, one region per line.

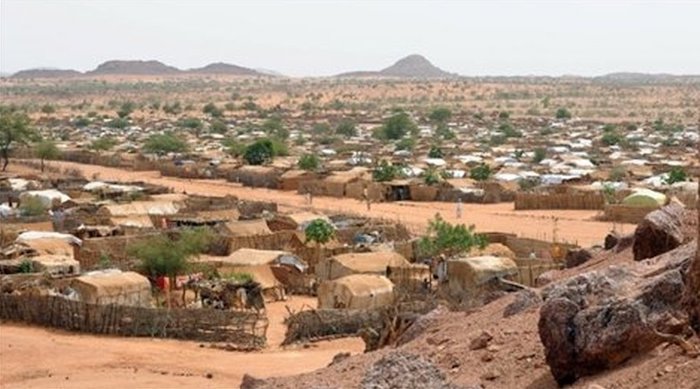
xmin=455 ymin=198 xmax=463 ymax=219
xmin=363 ymin=186 xmax=371 ymax=211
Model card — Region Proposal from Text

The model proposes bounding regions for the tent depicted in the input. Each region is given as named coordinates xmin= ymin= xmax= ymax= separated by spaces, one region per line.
xmin=622 ymin=189 xmax=667 ymax=208
xmin=19 ymin=189 xmax=71 ymax=207
xmin=71 ymin=270 xmax=151 ymax=307
xmin=98 ymin=201 xmax=181 ymax=217
xmin=317 ymin=274 xmax=395 ymax=309
xmin=316 ymin=251 xmax=410 ymax=281
xmin=447 ymin=256 xmax=517 ymax=297
xmin=222 ymin=219 xmax=272 ymax=237
xmin=31 ymin=254 xmax=80 ymax=276
xmin=16 ymin=231 xmax=82 ymax=246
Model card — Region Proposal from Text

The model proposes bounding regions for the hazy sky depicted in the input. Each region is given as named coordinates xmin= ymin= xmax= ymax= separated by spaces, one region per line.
xmin=1 ymin=0 xmax=699 ymax=76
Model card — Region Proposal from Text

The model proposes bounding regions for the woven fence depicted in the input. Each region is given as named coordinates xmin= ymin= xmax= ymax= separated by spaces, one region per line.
xmin=514 ymin=192 xmax=605 ymax=210
xmin=0 ymin=294 xmax=268 ymax=348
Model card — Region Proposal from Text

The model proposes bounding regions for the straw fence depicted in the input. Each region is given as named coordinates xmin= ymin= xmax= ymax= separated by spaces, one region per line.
xmin=514 ymin=192 xmax=605 ymax=210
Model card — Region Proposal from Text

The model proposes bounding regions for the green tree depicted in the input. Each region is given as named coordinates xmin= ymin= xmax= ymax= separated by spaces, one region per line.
xmin=222 ymin=138 xmax=246 ymax=157
xmin=470 ymin=164 xmax=492 ymax=181
xmin=424 ymin=168 xmax=441 ymax=186
xmin=555 ymin=107 xmax=572 ymax=119
xmin=117 ymin=101 xmax=135 ymax=118
xmin=418 ymin=214 xmax=487 ymax=259
xmin=533 ymin=147 xmax=547 ymax=163
xmin=372 ymin=160 xmax=399 ymax=182
xmin=180 ymin=117 xmax=204 ymax=136
xmin=304 ymin=218 xmax=335 ymax=266
xmin=203 ymin=102 xmax=223 ymax=118
xmin=601 ymin=131 xmax=622 ymax=146
xmin=428 ymin=107 xmax=452 ymax=124
xmin=243 ymin=139 xmax=275 ymax=165
xmin=376 ymin=112 xmax=417 ymax=140
xmin=664 ymin=167 xmax=688 ymax=185
xmin=143 ymin=133 xmax=188 ymax=154
xmin=335 ymin=120 xmax=357 ymax=138
xmin=0 ymin=110 xmax=35 ymax=171
xmin=128 ymin=228 xmax=213 ymax=290
xmin=35 ymin=139 xmax=60 ymax=172
xmin=435 ymin=123 xmax=456 ymax=140
xmin=298 ymin=154 xmax=320 ymax=171
xmin=395 ymin=137 xmax=416 ymax=151
xmin=41 ymin=104 xmax=56 ymax=114
xmin=209 ymin=119 xmax=228 ymax=134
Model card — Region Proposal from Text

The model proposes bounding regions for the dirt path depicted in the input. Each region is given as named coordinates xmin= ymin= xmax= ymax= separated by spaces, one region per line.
xmin=13 ymin=160 xmax=634 ymax=246
xmin=0 ymin=297 xmax=364 ymax=389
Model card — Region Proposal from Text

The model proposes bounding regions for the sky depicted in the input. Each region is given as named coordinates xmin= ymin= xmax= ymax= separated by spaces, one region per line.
xmin=1 ymin=0 xmax=699 ymax=77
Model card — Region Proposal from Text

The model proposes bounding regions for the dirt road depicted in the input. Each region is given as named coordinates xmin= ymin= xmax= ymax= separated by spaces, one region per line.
xmin=0 ymin=297 xmax=364 ymax=389
xmin=13 ymin=160 xmax=634 ymax=246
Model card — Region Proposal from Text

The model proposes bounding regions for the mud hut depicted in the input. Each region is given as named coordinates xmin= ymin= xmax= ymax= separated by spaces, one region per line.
xmin=279 ymin=169 xmax=317 ymax=191
xmin=317 ymin=274 xmax=395 ymax=309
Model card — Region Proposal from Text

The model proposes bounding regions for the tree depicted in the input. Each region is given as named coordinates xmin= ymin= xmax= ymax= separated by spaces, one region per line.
xmin=428 ymin=107 xmax=452 ymax=124
xmin=424 ymin=168 xmax=441 ymax=186
xmin=395 ymin=137 xmax=416 ymax=151
xmin=470 ymin=164 xmax=492 ymax=181
xmin=555 ymin=107 xmax=572 ymax=119
xmin=304 ymin=218 xmax=336 ymax=266
xmin=128 ymin=228 xmax=213 ymax=290
xmin=143 ymin=133 xmax=188 ymax=155
xmin=0 ymin=110 xmax=35 ymax=171
xmin=335 ymin=120 xmax=357 ymax=138
xmin=418 ymin=214 xmax=487 ymax=259
xmin=601 ymin=131 xmax=622 ymax=146
xmin=373 ymin=160 xmax=399 ymax=182
xmin=312 ymin=122 xmax=332 ymax=136
xmin=243 ymin=139 xmax=275 ymax=165
xmin=203 ymin=102 xmax=223 ymax=118
xmin=180 ymin=117 xmax=204 ymax=136
xmin=209 ymin=119 xmax=228 ymax=134
xmin=664 ymin=167 xmax=688 ymax=185
xmin=35 ymin=139 xmax=60 ymax=172
xmin=298 ymin=154 xmax=320 ymax=171
xmin=41 ymin=104 xmax=56 ymax=114
xmin=117 ymin=101 xmax=135 ymax=118
xmin=376 ymin=112 xmax=417 ymax=140
xmin=533 ymin=147 xmax=547 ymax=164
xmin=222 ymin=138 xmax=246 ymax=157
xmin=428 ymin=145 xmax=444 ymax=159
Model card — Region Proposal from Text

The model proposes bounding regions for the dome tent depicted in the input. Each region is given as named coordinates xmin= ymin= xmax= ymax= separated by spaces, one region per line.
xmin=622 ymin=189 xmax=667 ymax=208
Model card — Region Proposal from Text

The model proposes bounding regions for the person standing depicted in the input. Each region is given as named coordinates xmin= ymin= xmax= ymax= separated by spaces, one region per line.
xmin=363 ymin=186 xmax=371 ymax=211
xmin=455 ymin=198 xmax=463 ymax=219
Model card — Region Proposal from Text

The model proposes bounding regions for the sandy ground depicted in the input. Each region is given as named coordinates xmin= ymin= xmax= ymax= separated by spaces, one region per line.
xmin=0 ymin=296 xmax=364 ymax=389
xmin=10 ymin=160 xmax=635 ymax=247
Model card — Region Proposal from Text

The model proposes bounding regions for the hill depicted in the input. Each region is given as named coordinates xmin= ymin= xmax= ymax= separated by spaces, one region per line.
xmin=11 ymin=68 xmax=83 ymax=79
xmin=337 ymin=54 xmax=458 ymax=79
xmin=187 ymin=62 xmax=265 ymax=76
xmin=87 ymin=60 xmax=181 ymax=76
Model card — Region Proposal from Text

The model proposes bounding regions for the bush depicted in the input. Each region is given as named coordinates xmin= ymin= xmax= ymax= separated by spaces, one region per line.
xmin=90 ymin=136 xmax=117 ymax=152
xmin=203 ymin=102 xmax=223 ymax=118
xmin=106 ymin=117 xmax=129 ymax=129
xmin=312 ymin=122 xmax=332 ymax=135
xmin=609 ymin=166 xmax=626 ymax=182
xmin=555 ymin=107 xmax=572 ymax=119
xmin=373 ymin=160 xmax=399 ymax=182
xmin=209 ymin=119 xmax=228 ymax=134
xmin=335 ymin=120 xmax=357 ymax=138
xmin=601 ymin=132 xmax=622 ymax=146
xmin=19 ymin=196 xmax=47 ymax=216
xmin=664 ymin=167 xmax=688 ymax=185
xmin=424 ymin=169 xmax=441 ymax=186
xmin=19 ymin=259 xmax=33 ymax=273
xmin=143 ymin=133 xmax=188 ymax=154
xmin=222 ymin=138 xmax=246 ymax=157
xmin=428 ymin=107 xmax=452 ymax=124
xmin=243 ymin=139 xmax=274 ymax=165
xmin=532 ymin=148 xmax=546 ymax=164
xmin=395 ymin=137 xmax=416 ymax=151
xmin=376 ymin=112 xmax=417 ymax=140
xmin=435 ymin=124 xmax=455 ymax=140
xmin=427 ymin=146 xmax=444 ymax=159
xmin=518 ymin=177 xmax=541 ymax=191
xmin=418 ymin=214 xmax=487 ymax=258
xmin=304 ymin=218 xmax=335 ymax=245
xmin=470 ymin=164 xmax=492 ymax=181
xmin=298 ymin=154 xmax=320 ymax=171
xmin=498 ymin=122 xmax=522 ymax=138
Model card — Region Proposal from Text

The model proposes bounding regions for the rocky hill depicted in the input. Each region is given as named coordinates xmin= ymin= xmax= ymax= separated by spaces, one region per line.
xmin=87 ymin=60 xmax=181 ymax=76
xmin=188 ymin=62 xmax=264 ymax=76
xmin=11 ymin=68 xmax=83 ymax=79
xmin=337 ymin=54 xmax=458 ymax=79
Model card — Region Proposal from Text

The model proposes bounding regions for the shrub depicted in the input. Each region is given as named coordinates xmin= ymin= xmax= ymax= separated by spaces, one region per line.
xmin=20 ymin=196 xmax=47 ymax=216
xmin=209 ymin=119 xmax=228 ymax=134
xmin=335 ymin=120 xmax=357 ymax=138
xmin=143 ymin=133 xmax=188 ymax=154
xmin=601 ymin=132 xmax=622 ymax=146
xmin=243 ymin=139 xmax=274 ymax=165
xmin=19 ymin=259 xmax=33 ymax=273
xmin=427 ymin=146 xmax=444 ymax=159
xmin=428 ymin=107 xmax=452 ymax=124
xmin=555 ymin=107 xmax=572 ymax=119
xmin=608 ymin=166 xmax=626 ymax=182
xmin=424 ymin=169 xmax=441 ymax=186
xmin=373 ymin=160 xmax=399 ymax=182
xmin=664 ymin=167 xmax=688 ymax=185
xmin=90 ymin=136 xmax=117 ymax=152
xmin=304 ymin=218 xmax=335 ymax=245
xmin=298 ymin=154 xmax=320 ymax=171
xmin=375 ymin=112 xmax=417 ymax=140
xmin=418 ymin=214 xmax=487 ymax=258
xmin=395 ymin=137 xmax=416 ymax=151
xmin=470 ymin=164 xmax=492 ymax=181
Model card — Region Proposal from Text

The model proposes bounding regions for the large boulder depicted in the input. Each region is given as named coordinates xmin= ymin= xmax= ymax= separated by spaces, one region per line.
xmin=361 ymin=351 xmax=464 ymax=389
xmin=538 ymin=242 xmax=695 ymax=385
xmin=633 ymin=203 xmax=685 ymax=261
xmin=565 ymin=248 xmax=594 ymax=268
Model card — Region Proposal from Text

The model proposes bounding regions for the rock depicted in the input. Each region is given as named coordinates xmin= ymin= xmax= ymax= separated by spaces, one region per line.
xmin=240 ymin=374 xmax=267 ymax=389
xmin=360 ymin=351 xmax=463 ymax=389
xmin=480 ymin=368 xmax=501 ymax=381
xmin=633 ymin=203 xmax=685 ymax=261
xmin=587 ymin=384 xmax=606 ymax=389
xmin=328 ymin=352 xmax=351 ymax=366
xmin=205 ymin=373 xmax=213 ymax=379
xmin=535 ymin=270 xmax=557 ymax=287
xmin=538 ymin=243 xmax=694 ymax=385
xmin=604 ymin=233 xmax=619 ymax=250
xmin=613 ymin=233 xmax=635 ymax=253
xmin=565 ymin=249 xmax=594 ymax=268
xmin=503 ymin=289 xmax=542 ymax=317
xmin=396 ymin=305 xmax=449 ymax=346
xmin=469 ymin=331 xmax=493 ymax=350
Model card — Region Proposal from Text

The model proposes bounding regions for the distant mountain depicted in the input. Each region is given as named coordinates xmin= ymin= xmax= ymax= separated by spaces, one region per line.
xmin=188 ymin=62 xmax=264 ymax=76
xmin=11 ymin=68 xmax=83 ymax=79
xmin=87 ymin=60 xmax=181 ymax=76
xmin=337 ymin=54 xmax=458 ymax=79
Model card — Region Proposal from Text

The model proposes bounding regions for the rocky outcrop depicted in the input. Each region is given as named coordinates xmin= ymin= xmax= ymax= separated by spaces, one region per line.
xmin=503 ymin=289 xmax=541 ymax=317
xmin=539 ymin=242 xmax=695 ymax=385
xmin=633 ymin=204 xmax=686 ymax=261
xmin=565 ymin=248 xmax=594 ymax=268
xmin=361 ymin=351 xmax=464 ymax=389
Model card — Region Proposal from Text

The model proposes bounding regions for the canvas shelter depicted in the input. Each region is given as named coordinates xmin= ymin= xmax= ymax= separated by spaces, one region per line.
xmin=71 ymin=270 xmax=151 ymax=307
xmin=316 ymin=251 xmax=410 ymax=281
xmin=19 ymin=189 xmax=71 ymax=207
xmin=622 ymin=189 xmax=667 ymax=208
xmin=447 ymin=256 xmax=518 ymax=297
xmin=222 ymin=219 xmax=272 ymax=237
xmin=317 ymin=274 xmax=395 ymax=309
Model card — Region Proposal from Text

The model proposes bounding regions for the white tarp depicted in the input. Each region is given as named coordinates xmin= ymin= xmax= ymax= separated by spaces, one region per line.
xmin=16 ymin=231 xmax=82 ymax=246
xmin=19 ymin=190 xmax=71 ymax=207
xmin=83 ymin=181 xmax=143 ymax=193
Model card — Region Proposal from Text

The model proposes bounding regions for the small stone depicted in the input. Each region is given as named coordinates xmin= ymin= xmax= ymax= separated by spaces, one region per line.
xmin=469 ymin=331 xmax=493 ymax=350
xmin=205 ymin=373 xmax=213 ymax=379
xmin=481 ymin=353 xmax=494 ymax=362
xmin=481 ymin=369 xmax=501 ymax=381
xmin=587 ymin=384 xmax=606 ymax=389
xmin=664 ymin=365 xmax=674 ymax=373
